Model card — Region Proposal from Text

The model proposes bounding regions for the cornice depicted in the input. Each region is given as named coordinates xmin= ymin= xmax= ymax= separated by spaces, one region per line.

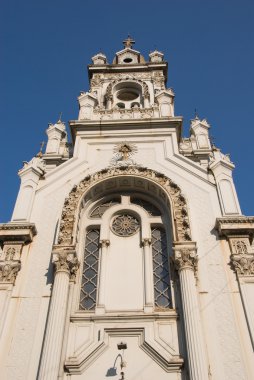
xmin=0 ymin=223 xmax=37 ymax=244
xmin=87 ymin=62 xmax=168 ymax=81
xmin=69 ymin=117 xmax=183 ymax=143
xmin=216 ymin=217 xmax=254 ymax=241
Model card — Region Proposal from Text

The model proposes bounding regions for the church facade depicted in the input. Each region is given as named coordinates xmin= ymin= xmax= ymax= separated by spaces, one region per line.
xmin=0 ymin=38 xmax=253 ymax=380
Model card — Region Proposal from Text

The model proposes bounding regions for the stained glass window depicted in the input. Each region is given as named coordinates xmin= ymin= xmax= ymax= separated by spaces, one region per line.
xmin=79 ymin=229 xmax=100 ymax=310
xmin=152 ymin=227 xmax=171 ymax=308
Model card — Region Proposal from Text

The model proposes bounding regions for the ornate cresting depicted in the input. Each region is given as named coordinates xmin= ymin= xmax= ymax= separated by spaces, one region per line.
xmin=57 ymin=166 xmax=192 ymax=247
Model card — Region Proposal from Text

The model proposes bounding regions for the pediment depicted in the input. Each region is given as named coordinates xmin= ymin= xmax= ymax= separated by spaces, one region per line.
xmin=114 ymin=48 xmax=145 ymax=64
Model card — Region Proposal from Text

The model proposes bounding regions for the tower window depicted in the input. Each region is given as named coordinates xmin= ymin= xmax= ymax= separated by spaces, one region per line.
xmin=79 ymin=229 xmax=100 ymax=310
xmin=131 ymin=102 xmax=140 ymax=108
xmin=117 ymin=91 xmax=138 ymax=101
xmin=152 ymin=227 xmax=171 ymax=308
xmin=123 ymin=57 xmax=133 ymax=63
xmin=116 ymin=102 xmax=125 ymax=109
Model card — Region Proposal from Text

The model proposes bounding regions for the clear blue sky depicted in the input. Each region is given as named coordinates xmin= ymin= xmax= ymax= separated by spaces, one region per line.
xmin=1 ymin=0 xmax=253 ymax=221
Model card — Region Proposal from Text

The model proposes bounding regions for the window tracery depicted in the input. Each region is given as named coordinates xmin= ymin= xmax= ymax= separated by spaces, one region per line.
xmin=90 ymin=199 xmax=120 ymax=218
xmin=111 ymin=214 xmax=140 ymax=237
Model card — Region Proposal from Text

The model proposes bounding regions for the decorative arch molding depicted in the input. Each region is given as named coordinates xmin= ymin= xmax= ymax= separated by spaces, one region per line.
xmin=105 ymin=78 xmax=150 ymax=101
xmin=57 ymin=166 xmax=191 ymax=247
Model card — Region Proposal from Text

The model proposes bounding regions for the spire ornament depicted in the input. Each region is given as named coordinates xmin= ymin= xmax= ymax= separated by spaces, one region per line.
xmin=123 ymin=35 xmax=135 ymax=49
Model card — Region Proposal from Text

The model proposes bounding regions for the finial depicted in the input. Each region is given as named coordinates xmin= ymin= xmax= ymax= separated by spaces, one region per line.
xmin=123 ymin=35 xmax=135 ymax=49
xmin=36 ymin=141 xmax=45 ymax=157
xmin=57 ymin=112 xmax=63 ymax=123
xmin=210 ymin=135 xmax=216 ymax=148
xmin=194 ymin=108 xmax=199 ymax=119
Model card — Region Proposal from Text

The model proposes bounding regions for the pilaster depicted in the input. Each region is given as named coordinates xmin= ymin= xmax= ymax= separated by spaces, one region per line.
xmin=38 ymin=247 xmax=79 ymax=380
xmin=142 ymin=238 xmax=153 ymax=312
xmin=0 ymin=223 xmax=37 ymax=348
xmin=173 ymin=242 xmax=209 ymax=380
xmin=96 ymin=239 xmax=110 ymax=314
xmin=216 ymin=217 xmax=254 ymax=348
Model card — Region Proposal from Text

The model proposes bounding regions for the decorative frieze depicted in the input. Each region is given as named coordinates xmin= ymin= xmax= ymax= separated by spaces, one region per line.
xmin=93 ymin=105 xmax=159 ymax=121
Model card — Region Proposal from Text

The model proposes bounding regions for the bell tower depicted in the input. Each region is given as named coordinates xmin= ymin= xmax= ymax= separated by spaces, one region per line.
xmin=0 ymin=38 xmax=254 ymax=380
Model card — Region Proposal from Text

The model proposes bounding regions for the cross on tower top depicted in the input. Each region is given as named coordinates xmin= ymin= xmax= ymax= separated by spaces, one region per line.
xmin=123 ymin=35 xmax=135 ymax=49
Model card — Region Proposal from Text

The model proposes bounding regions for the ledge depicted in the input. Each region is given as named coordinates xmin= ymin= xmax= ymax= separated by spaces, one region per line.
xmin=216 ymin=217 xmax=254 ymax=241
xmin=0 ymin=222 xmax=37 ymax=245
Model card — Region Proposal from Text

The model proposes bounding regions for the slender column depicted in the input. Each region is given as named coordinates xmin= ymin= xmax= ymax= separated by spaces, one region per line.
xmin=96 ymin=239 xmax=110 ymax=314
xmin=142 ymin=238 xmax=153 ymax=311
xmin=174 ymin=243 xmax=209 ymax=380
xmin=38 ymin=249 xmax=79 ymax=380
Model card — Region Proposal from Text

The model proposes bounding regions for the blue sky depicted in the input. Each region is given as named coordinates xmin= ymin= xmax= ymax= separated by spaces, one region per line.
xmin=1 ymin=0 xmax=254 ymax=221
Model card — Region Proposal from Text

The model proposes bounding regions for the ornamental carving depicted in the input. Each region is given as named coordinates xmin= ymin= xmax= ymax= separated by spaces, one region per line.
xmin=227 ymin=237 xmax=254 ymax=276
xmin=174 ymin=248 xmax=198 ymax=273
xmin=233 ymin=240 xmax=248 ymax=255
xmin=104 ymin=73 xmax=152 ymax=80
xmin=53 ymin=251 xmax=79 ymax=281
xmin=111 ymin=142 xmax=138 ymax=166
xmin=111 ymin=214 xmax=139 ymax=237
xmin=0 ymin=243 xmax=23 ymax=284
xmin=105 ymin=83 xmax=113 ymax=101
xmin=231 ymin=255 xmax=254 ymax=276
xmin=143 ymin=82 xmax=150 ymax=99
xmin=0 ymin=261 xmax=21 ymax=283
xmin=58 ymin=166 xmax=192 ymax=246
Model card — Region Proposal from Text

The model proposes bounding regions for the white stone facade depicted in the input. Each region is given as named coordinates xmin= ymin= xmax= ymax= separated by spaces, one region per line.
xmin=0 ymin=37 xmax=253 ymax=380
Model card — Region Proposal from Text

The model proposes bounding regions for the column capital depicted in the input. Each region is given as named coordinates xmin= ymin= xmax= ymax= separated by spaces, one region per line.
xmin=99 ymin=239 xmax=110 ymax=248
xmin=173 ymin=242 xmax=198 ymax=273
xmin=53 ymin=249 xmax=79 ymax=280
xmin=142 ymin=238 xmax=151 ymax=247
xmin=228 ymin=237 xmax=254 ymax=276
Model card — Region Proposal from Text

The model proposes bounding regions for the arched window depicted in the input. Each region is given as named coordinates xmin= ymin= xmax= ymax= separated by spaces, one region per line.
xmin=79 ymin=193 xmax=173 ymax=312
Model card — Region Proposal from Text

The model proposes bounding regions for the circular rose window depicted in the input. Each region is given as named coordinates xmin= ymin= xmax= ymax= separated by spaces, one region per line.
xmin=111 ymin=214 xmax=139 ymax=237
